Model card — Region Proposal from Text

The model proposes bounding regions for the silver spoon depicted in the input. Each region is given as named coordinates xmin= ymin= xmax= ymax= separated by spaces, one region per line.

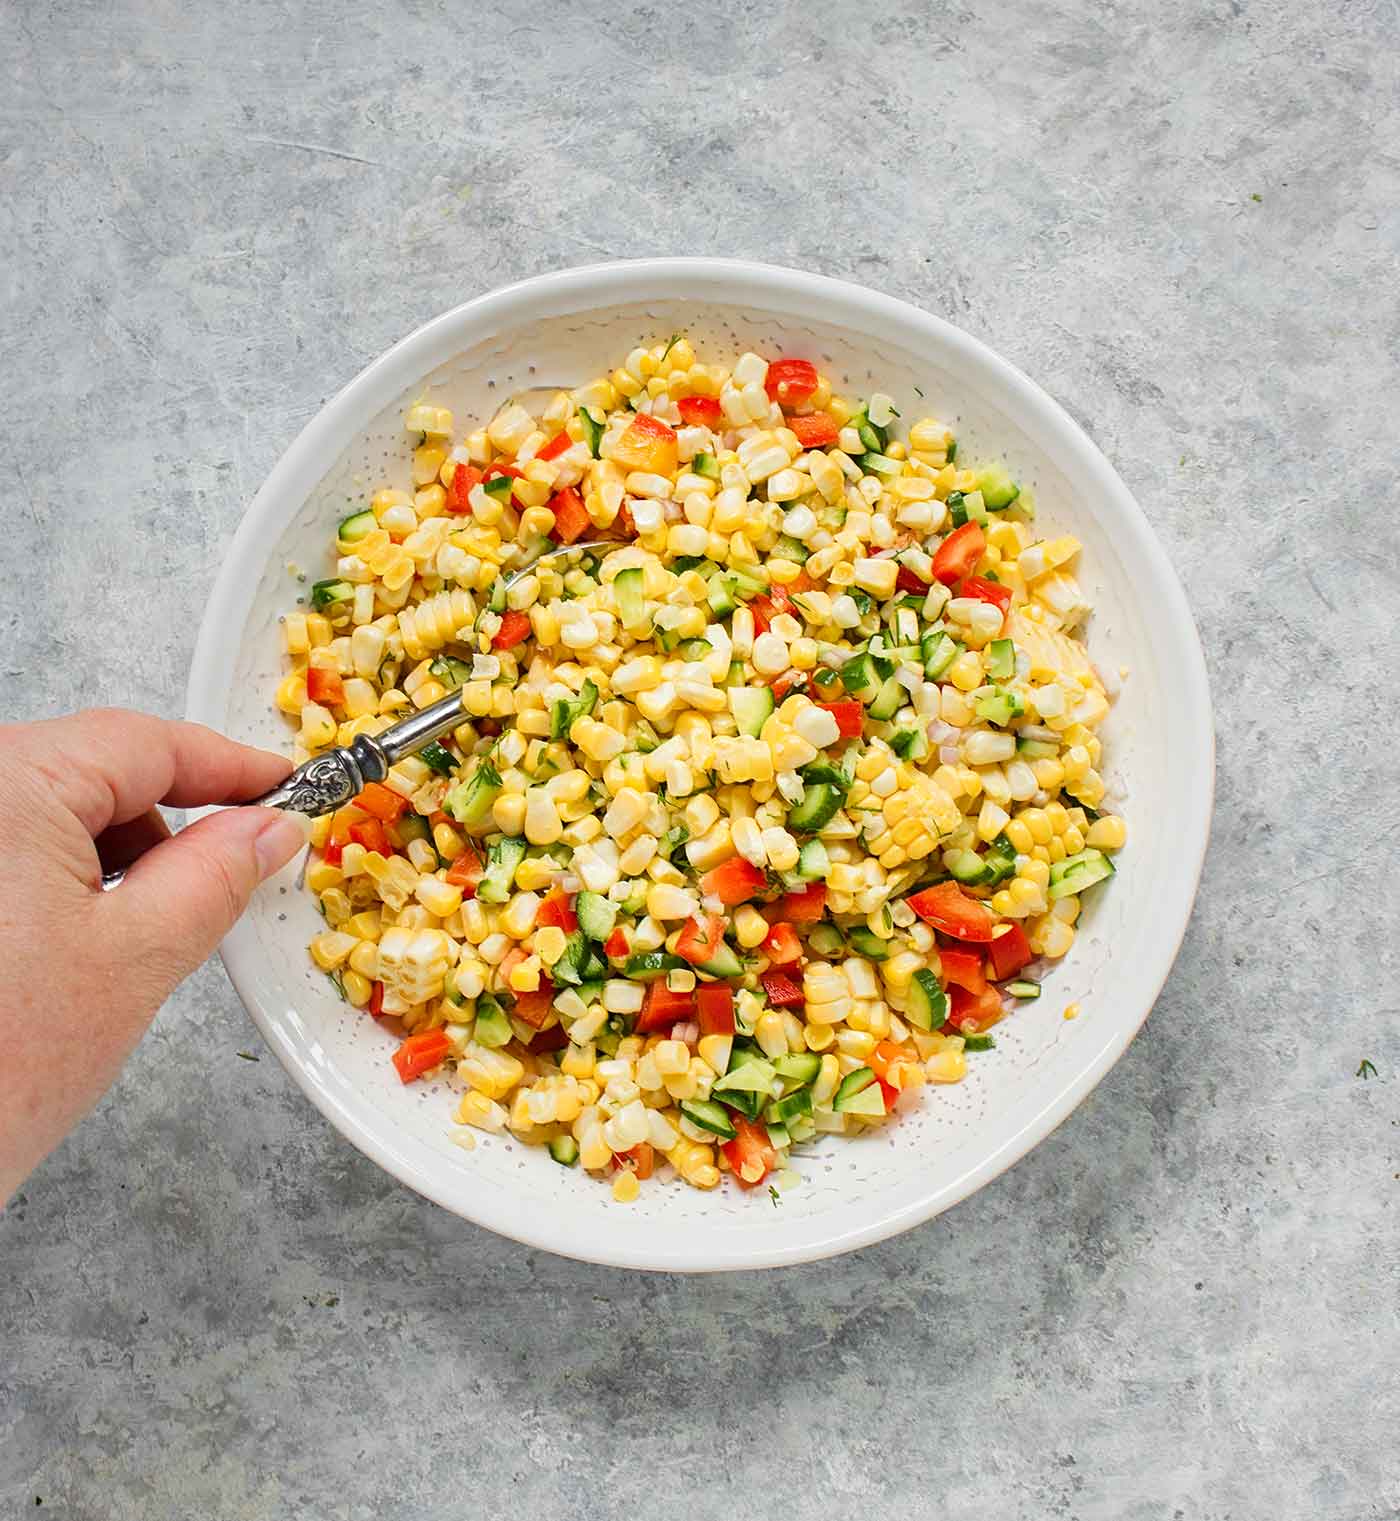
xmin=100 ymin=538 xmax=616 ymax=888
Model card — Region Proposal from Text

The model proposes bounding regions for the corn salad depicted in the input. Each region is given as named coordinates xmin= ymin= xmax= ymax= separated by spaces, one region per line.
xmin=276 ymin=337 xmax=1126 ymax=1202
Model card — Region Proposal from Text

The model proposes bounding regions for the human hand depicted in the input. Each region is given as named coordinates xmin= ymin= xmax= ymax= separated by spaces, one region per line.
xmin=0 ymin=710 xmax=307 ymax=1202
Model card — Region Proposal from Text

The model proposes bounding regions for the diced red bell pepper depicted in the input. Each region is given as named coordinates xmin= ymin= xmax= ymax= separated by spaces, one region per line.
xmin=788 ymin=412 xmax=840 ymax=448
xmin=355 ymin=781 xmax=410 ymax=822
xmin=537 ymin=429 xmax=573 ymax=461
xmin=348 ymin=818 xmax=392 ymax=856
xmin=695 ymin=982 xmax=736 ymax=1035
xmin=547 ymin=485 xmax=591 ymax=545
xmin=677 ymin=395 xmax=723 ymax=426
xmin=368 ymin=981 xmax=385 ymax=1017
xmin=510 ymin=985 xmax=556 ymax=1029
xmin=603 ymin=927 xmax=630 ymax=960
xmin=636 ymin=980 xmax=695 ymax=1033
xmin=613 ymin=1142 xmax=655 ymax=1179
xmin=777 ymin=882 xmax=827 ymax=922
xmin=907 ymin=881 xmax=998 ymax=942
xmin=958 ymin=575 xmax=1012 ymax=615
xmin=676 ymin=913 xmax=725 ymax=966
xmin=762 ymin=922 xmax=802 ymax=965
xmin=987 ymin=922 xmax=1034 ymax=980
xmin=771 ymin=672 xmax=808 ymax=702
xmin=612 ymin=412 xmax=678 ymax=475
xmin=869 ymin=1040 xmax=908 ymax=1087
xmin=938 ymin=947 xmax=988 ymax=994
xmin=446 ymin=462 xmax=483 ymax=514
xmin=944 ymin=984 xmax=1005 ymax=1036
xmin=491 ymin=610 xmax=533 ymax=651
xmin=877 ymin=1077 xmax=900 ymax=1111
xmin=482 ymin=462 xmax=525 ymax=481
xmin=818 ymin=699 xmax=865 ymax=739
xmin=536 ymin=890 xmax=578 ymax=933
xmin=761 ymin=970 xmax=804 ymax=1008
xmin=721 ymin=1116 xmax=780 ymax=1188
xmin=748 ymin=593 xmax=786 ymax=635
xmin=444 ymin=845 xmax=484 ymax=895
xmin=931 ymin=522 xmax=986 ymax=585
xmin=306 ymin=666 xmax=345 ymax=706
xmin=764 ymin=358 xmax=820 ymax=409
xmin=392 ymin=1029 xmax=452 ymax=1084
xmin=700 ymin=857 xmax=767 ymax=907
xmin=528 ymin=1023 xmax=569 ymax=1054
xmin=896 ymin=564 xmax=932 ymax=594
xmin=321 ymin=837 xmax=344 ymax=868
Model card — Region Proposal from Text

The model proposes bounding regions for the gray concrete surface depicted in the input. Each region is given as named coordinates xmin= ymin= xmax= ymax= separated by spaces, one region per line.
xmin=3 ymin=0 xmax=1397 ymax=1516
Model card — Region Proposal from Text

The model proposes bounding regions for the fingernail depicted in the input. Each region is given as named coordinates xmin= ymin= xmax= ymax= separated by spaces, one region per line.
xmin=255 ymin=811 xmax=312 ymax=878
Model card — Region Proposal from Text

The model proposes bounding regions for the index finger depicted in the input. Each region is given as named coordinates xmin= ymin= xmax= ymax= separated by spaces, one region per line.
xmin=6 ymin=709 xmax=293 ymax=836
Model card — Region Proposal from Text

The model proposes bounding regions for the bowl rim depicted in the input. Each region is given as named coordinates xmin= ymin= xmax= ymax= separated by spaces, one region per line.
xmin=188 ymin=257 xmax=1214 ymax=1271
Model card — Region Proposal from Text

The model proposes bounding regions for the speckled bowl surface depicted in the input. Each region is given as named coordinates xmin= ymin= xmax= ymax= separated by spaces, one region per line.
xmin=187 ymin=259 xmax=1212 ymax=1272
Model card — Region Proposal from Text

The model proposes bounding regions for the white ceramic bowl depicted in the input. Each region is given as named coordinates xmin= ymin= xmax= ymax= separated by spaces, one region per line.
xmin=188 ymin=259 xmax=1212 ymax=1272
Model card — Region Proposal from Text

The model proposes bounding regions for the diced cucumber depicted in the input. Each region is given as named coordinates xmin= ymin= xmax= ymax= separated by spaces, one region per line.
xmin=707 ymin=575 xmax=738 ymax=619
xmin=483 ymin=474 xmax=513 ymax=503
xmin=680 ymin=1098 xmax=737 ymax=1139
xmin=857 ymin=419 xmax=887 ymax=454
xmin=417 ymin=742 xmax=455 ymax=778
xmin=832 ymin=1066 xmax=880 ymax=1113
xmin=812 ymin=666 xmax=842 ymax=694
xmin=1016 ymin=737 xmax=1060 ymax=759
xmin=962 ymin=1033 xmax=997 ymax=1051
xmin=922 ymin=631 xmax=959 ymax=679
xmin=866 ymin=674 xmax=905 ymax=720
xmin=549 ymin=1135 xmax=580 ymax=1166
xmin=1007 ymin=979 xmax=1041 ymax=999
xmin=443 ymin=759 xmax=502 ymax=828
xmin=551 ymin=932 xmax=591 ymax=987
xmin=713 ymin=1057 xmax=777 ymax=1098
xmin=946 ymin=848 xmax=992 ymax=886
xmin=310 ymin=578 xmax=354 ymax=610
xmin=840 ymin=651 xmax=880 ymax=700
xmin=800 ymin=762 xmax=850 ymax=793
xmin=765 ymin=1122 xmax=791 ymax=1150
xmin=857 ymin=451 xmax=904 ymax=479
xmin=678 ymin=638 xmax=713 ymax=661
xmin=889 ymin=727 xmax=929 ymax=762
xmin=905 ymin=969 xmax=949 ymax=1031
xmin=613 ymin=567 xmax=645 ymax=630
xmin=430 ymin=654 xmax=471 ymax=689
xmin=550 ymin=677 xmax=599 ymax=740
xmin=691 ymin=451 xmax=720 ymax=481
xmin=795 ymin=838 xmax=829 ymax=881
xmin=947 ymin=490 xmax=969 ymax=528
xmin=806 ymin=923 xmax=844 ymax=956
xmin=730 ymin=565 xmax=770 ymax=597
xmin=946 ymin=439 xmax=958 ymax=464
xmin=985 ymin=638 xmax=1015 ymax=681
xmin=575 ymin=891 xmax=616 ymax=943
xmin=337 ymin=508 xmax=377 ymax=543
xmin=476 ymin=837 xmax=526 ymax=903
xmin=622 ymin=951 xmax=686 ymax=981
xmin=474 ymin=995 xmax=513 ymax=1048
xmin=786 ymin=783 xmax=840 ymax=834
xmin=982 ymin=835 xmax=1018 ymax=886
xmin=695 ymin=942 xmax=744 ymax=979
xmin=975 ymin=463 xmax=1021 ymax=511
xmin=773 ymin=1052 xmax=822 ymax=1086
xmin=772 ymin=534 xmax=811 ymax=563
xmin=767 ymin=1086 xmax=813 ymax=1125
xmin=393 ymin=812 xmax=432 ymax=846
xmin=633 ymin=718 xmax=662 ymax=753
xmin=488 ymin=578 xmax=507 ymax=614
xmin=1048 ymin=848 xmax=1115 ymax=900
xmin=660 ymin=822 xmax=690 ymax=863
xmin=578 ymin=406 xmax=604 ymax=457
xmin=729 ymin=686 xmax=775 ymax=738
xmin=846 ymin=927 xmax=891 ymax=961
xmin=974 ymin=688 xmax=1025 ymax=726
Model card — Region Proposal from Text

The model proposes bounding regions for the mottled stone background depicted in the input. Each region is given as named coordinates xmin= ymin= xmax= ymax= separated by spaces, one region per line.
xmin=2 ymin=0 xmax=1397 ymax=1516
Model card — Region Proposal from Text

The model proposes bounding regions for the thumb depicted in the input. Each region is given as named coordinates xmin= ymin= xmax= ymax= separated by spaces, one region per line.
xmin=99 ymin=807 xmax=310 ymax=992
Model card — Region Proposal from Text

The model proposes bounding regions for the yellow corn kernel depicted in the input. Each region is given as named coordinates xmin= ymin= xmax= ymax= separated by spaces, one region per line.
xmin=733 ymin=904 xmax=770 ymax=949
xmin=456 ymin=1091 xmax=508 ymax=1132
xmin=305 ymin=860 xmax=344 ymax=894
xmin=341 ymin=969 xmax=372 ymax=1007
xmin=1064 ymin=824 xmax=1086 ymax=855
xmin=1003 ymin=818 xmax=1034 ymax=853
xmin=1086 ymin=815 xmax=1127 ymax=850
xmin=309 ymin=931 xmax=357 ymax=971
